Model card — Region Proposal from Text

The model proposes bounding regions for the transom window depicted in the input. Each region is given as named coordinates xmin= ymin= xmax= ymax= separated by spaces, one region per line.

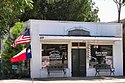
xmin=72 ymin=42 xmax=86 ymax=47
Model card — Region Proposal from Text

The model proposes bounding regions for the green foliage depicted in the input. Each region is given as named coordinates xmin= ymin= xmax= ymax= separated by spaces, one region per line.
xmin=123 ymin=0 xmax=125 ymax=5
xmin=0 ymin=0 xmax=33 ymax=38
xmin=2 ymin=22 xmax=25 ymax=58
xmin=20 ymin=0 xmax=100 ymax=22
xmin=10 ymin=22 xmax=24 ymax=39
xmin=0 ymin=22 xmax=28 ymax=78
xmin=123 ymin=0 xmax=125 ymax=2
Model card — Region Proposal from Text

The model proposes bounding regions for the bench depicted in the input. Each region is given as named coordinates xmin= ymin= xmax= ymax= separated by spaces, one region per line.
xmin=47 ymin=65 xmax=66 ymax=76
xmin=95 ymin=64 xmax=115 ymax=76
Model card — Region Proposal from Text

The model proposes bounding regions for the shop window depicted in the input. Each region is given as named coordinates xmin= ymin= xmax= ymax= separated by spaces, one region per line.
xmin=42 ymin=44 xmax=68 ymax=69
xmin=89 ymin=45 xmax=113 ymax=68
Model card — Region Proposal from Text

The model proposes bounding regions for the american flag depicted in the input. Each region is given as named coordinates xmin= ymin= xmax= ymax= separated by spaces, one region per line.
xmin=12 ymin=29 xmax=30 ymax=47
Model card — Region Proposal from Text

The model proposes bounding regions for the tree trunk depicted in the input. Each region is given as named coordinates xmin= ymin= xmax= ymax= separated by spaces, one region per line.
xmin=118 ymin=0 xmax=121 ymax=23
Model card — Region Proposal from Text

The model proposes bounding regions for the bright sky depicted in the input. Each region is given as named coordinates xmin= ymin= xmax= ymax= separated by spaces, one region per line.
xmin=93 ymin=0 xmax=125 ymax=22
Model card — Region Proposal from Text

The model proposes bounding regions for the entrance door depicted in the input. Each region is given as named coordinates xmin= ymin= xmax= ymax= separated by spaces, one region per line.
xmin=123 ymin=54 xmax=125 ymax=76
xmin=72 ymin=49 xmax=86 ymax=77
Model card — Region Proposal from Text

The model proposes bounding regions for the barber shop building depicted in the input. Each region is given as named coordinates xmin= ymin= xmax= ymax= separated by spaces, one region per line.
xmin=25 ymin=20 xmax=123 ymax=78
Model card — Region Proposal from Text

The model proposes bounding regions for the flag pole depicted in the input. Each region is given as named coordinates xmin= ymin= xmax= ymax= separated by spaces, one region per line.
xmin=32 ymin=69 xmax=34 ymax=83
xmin=30 ymin=59 xmax=34 ymax=83
xmin=32 ymin=77 xmax=34 ymax=83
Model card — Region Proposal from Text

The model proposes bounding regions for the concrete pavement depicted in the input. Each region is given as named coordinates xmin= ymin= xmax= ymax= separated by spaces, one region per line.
xmin=0 ymin=76 xmax=125 ymax=83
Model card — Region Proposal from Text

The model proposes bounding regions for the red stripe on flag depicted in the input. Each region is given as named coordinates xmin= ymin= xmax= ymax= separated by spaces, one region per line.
xmin=12 ymin=29 xmax=30 ymax=47
xmin=11 ymin=49 xmax=26 ymax=63
xmin=13 ymin=35 xmax=30 ymax=47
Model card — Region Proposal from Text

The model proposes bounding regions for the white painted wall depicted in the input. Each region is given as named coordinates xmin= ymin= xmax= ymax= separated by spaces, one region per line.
xmin=113 ymin=41 xmax=123 ymax=76
xmin=86 ymin=41 xmax=123 ymax=76
xmin=30 ymin=21 xmax=41 ymax=78
xmin=24 ymin=20 xmax=123 ymax=78
xmin=26 ymin=20 xmax=122 ymax=37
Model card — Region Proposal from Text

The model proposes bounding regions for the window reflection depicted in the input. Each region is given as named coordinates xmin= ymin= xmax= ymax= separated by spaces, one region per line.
xmin=89 ymin=45 xmax=113 ymax=68
xmin=42 ymin=44 xmax=68 ymax=69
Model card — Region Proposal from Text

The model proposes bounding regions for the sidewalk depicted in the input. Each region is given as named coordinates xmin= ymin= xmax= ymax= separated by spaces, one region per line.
xmin=0 ymin=76 xmax=125 ymax=83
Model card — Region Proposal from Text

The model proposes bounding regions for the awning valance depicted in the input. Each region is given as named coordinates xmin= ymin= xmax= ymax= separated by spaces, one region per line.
xmin=40 ymin=36 xmax=122 ymax=41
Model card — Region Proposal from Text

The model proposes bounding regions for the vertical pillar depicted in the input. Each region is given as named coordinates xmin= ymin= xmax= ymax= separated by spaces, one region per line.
xmin=113 ymin=40 xmax=123 ymax=76
xmin=30 ymin=21 xmax=41 ymax=78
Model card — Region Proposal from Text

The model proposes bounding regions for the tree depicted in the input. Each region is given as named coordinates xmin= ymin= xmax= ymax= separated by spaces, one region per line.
xmin=113 ymin=0 xmax=125 ymax=22
xmin=20 ymin=0 xmax=100 ymax=22
xmin=0 ymin=22 xmax=29 ymax=78
xmin=0 ymin=0 xmax=33 ymax=38
xmin=2 ymin=22 xmax=25 ymax=60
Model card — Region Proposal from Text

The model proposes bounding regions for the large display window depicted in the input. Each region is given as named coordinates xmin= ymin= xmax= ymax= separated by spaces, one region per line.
xmin=42 ymin=44 xmax=68 ymax=69
xmin=89 ymin=45 xmax=113 ymax=68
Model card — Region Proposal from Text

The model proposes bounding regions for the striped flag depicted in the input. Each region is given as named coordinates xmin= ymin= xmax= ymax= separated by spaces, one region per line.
xmin=12 ymin=29 xmax=30 ymax=47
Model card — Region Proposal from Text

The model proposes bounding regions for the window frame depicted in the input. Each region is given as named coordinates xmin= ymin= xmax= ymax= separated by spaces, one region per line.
xmin=41 ymin=44 xmax=68 ymax=69
xmin=89 ymin=45 xmax=113 ymax=68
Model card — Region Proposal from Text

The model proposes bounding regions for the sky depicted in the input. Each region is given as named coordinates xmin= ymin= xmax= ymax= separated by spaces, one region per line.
xmin=93 ymin=0 xmax=125 ymax=22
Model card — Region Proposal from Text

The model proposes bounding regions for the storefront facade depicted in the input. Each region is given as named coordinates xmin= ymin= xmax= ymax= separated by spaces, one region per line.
xmin=25 ymin=20 xmax=123 ymax=78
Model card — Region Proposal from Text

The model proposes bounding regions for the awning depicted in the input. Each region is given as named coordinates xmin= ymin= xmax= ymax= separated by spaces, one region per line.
xmin=40 ymin=36 xmax=122 ymax=41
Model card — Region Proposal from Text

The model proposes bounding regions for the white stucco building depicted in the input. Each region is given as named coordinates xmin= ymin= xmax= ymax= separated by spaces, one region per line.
xmin=25 ymin=20 xmax=123 ymax=78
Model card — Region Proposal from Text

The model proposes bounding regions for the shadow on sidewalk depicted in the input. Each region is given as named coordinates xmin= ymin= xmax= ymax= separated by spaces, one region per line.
xmin=1 ymin=76 xmax=125 ymax=82
xmin=33 ymin=76 xmax=125 ymax=81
